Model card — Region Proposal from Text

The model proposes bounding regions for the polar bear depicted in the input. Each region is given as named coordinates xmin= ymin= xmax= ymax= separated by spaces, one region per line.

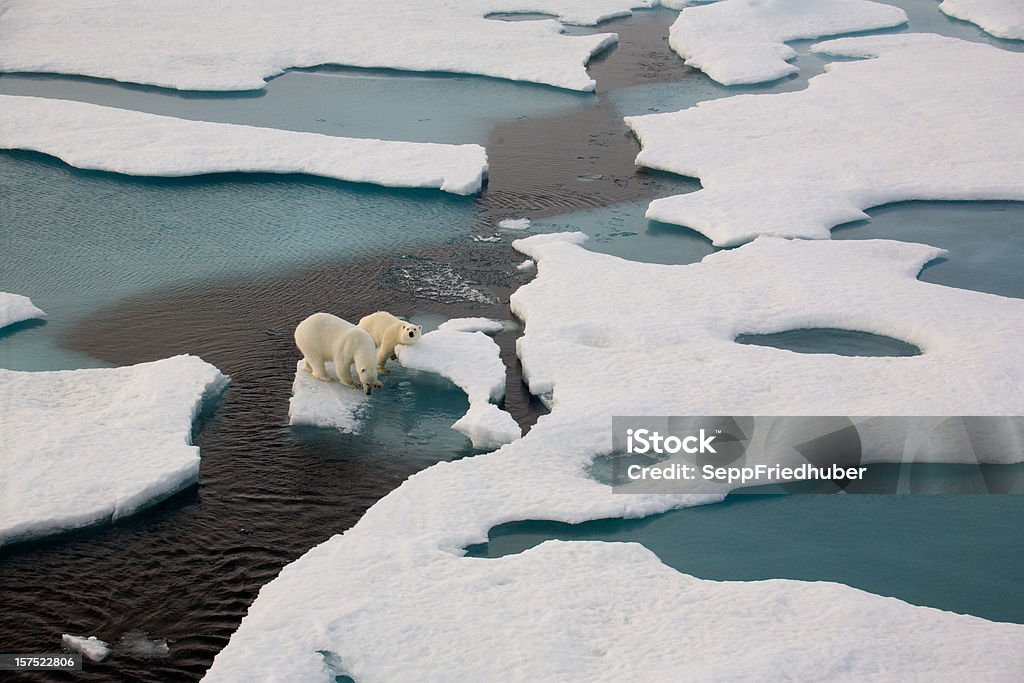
xmin=294 ymin=312 xmax=382 ymax=395
xmin=358 ymin=311 xmax=422 ymax=373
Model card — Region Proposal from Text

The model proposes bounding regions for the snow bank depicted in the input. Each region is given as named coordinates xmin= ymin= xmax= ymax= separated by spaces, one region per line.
xmin=940 ymin=0 xmax=1024 ymax=40
xmin=288 ymin=361 xmax=369 ymax=433
xmin=0 ymin=0 xmax=655 ymax=92
xmin=0 ymin=95 xmax=487 ymax=194
xmin=0 ymin=355 xmax=227 ymax=547
xmin=668 ymin=0 xmax=907 ymax=85
xmin=206 ymin=235 xmax=1024 ymax=681
xmin=0 ymin=292 xmax=45 ymax=330
xmin=626 ymin=34 xmax=1024 ymax=245
xmin=62 ymin=635 xmax=110 ymax=663
xmin=397 ymin=320 xmax=520 ymax=449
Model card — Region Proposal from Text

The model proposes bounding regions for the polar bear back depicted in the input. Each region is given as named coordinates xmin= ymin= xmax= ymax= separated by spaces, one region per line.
xmin=357 ymin=311 xmax=403 ymax=346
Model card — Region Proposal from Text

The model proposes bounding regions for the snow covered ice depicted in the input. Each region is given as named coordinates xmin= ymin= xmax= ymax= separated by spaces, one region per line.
xmin=205 ymin=234 xmax=1024 ymax=681
xmin=626 ymin=33 xmax=1024 ymax=245
xmin=62 ymin=635 xmax=110 ymax=663
xmin=0 ymin=0 xmax=656 ymax=92
xmin=0 ymin=95 xmax=488 ymax=194
xmin=288 ymin=360 xmax=370 ymax=433
xmin=668 ymin=0 xmax=907 ymax=85
xmin=0 ymin=292 xmax=45 ymax=330
xmin=940 ymin=0 xmax=1024 ymax=40
xmin=498 ymin=217 xmax=532 ymax=231
xmin=398 ymin=319 xmax=520 ymax=449
xmin=0 ymin=355 xmax=227 ymax=546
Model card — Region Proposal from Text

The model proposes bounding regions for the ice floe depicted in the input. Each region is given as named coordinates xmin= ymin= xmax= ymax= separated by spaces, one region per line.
xmin=626 ymin=33 xmax=1024 ymax=245
xmin=288 ymin=360 xmax=370 ymax=433
xmin=0 ymin=291 xmax=45 ymax=330
xmin=0 ymin=355 xmax=227 ymax=546
xmin=0 ymin=0 xmax=655 ymax=92
xmin=940 ymin=0 xmax=1024 ymax=40
xmin=397 ymin=320 xmax=520 ymax=449
xmin=206 ymin=234 xmax=1024 ymax=680
xmin=62 ymin=634 xmax=111 ymax=663
xmin=0 ymin=95 xmax=488 ymax=195
xmin=498 ymin=217 xmax=532 ymax=231
xmin=668 ymin=0 xmax=907 ymax=85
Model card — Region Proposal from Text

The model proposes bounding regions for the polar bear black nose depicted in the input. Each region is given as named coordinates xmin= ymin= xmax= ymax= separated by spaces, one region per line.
xmin=409 ymin=331 xmax=415 ymax=338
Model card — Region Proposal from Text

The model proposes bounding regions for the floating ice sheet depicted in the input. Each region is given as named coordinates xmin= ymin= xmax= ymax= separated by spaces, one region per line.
xmin=940 ymin=0 xmax=1024 ymax=40
xmin=0 ymin=355 xmax=227 ymax=546
xmin=398 ymin=320 xmax=520 ymax=449
xmin=626 ymin=33 xmax=1024 ymax=245
xmin=0 ymin=0 xmax=656 ymax=92
xmin=288 ymin=361 xmax=370 ymax=433
xmin=0 ymin=292 xmax=45 ymax=330
xmin=206 ymin=234 xmax=1024 ymax=680
xmin=0 ymin=95 xmax=488 ymax=194
xmin=668 ymin=0 xmax=907 ymax=85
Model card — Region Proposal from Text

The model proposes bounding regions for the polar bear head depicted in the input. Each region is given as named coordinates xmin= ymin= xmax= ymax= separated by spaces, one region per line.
xmin=357 ymin=364 xmax=383 ymax=395
xmin=399 ymin=323 xmax=422 ymax=345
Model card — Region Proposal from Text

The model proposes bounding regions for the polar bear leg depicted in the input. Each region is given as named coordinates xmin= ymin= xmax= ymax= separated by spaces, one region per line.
xmin=332 ymin=351 xmax=357 ymax=387
xmin=376 ymin=340 xmax=395 ymax=373
xmin=304 ymin=355 xmax=331 ymax=382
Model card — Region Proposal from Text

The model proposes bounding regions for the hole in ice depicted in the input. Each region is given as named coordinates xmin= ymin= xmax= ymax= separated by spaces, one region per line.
xmin=317 ymin=650 xmax=355 ymax=682
xmin=734 ymin=328 xmax=921 ymax=357
xmin=484 ymin=12 xmax=559 ymax=22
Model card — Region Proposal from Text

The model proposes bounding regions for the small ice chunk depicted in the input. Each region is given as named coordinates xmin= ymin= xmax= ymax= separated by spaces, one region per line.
xmin=288 ymin=360 xmax=370 ymax=433
xmin=116 ymin=631 xmax=170 ymax=658
xmin=517 ymin=259 xmax=536 ymax=272
xmin=62 ymin=634 xmax=110 ymax=662
xmin=437 ymin=317 xmax=506 ymax=334
xmin=397 ymin=321 xmax=520 ymax=449
xmin=0 ymin=291 xmax=45 ymax=329
xmin=498 ymin=217 xmax=531 ymax=231
xmin=472 ymin=235 xmax=503 ymax=242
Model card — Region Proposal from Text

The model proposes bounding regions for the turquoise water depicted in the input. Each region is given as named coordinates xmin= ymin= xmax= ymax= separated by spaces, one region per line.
xmin=0 ymin=151 xmax=478 ymax=370
xmin=834 ymin=201 xmax=1024 ymax=300
xmin=466 ymin=490 xmax=1024 ymax=624
xmin=0 ymin=67 xmax=588 ymax=146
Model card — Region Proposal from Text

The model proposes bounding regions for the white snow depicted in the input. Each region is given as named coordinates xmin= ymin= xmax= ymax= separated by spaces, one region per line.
xmin=437 ymin=317 xmax=507 ymax=334
xmin=498 ymin=217 xmax=532 ymax=231
xmin=626 ymin=33 xmax=1024 ymax=245
xmin=0 ymin=355 xmax=227 ymax=547
xmin=0 ymin=95 xmax=488 ymax=194
xmin=62 ymin=634 xmax=110 ymax=662
xmin=0 ymin=0 xmax=656 ymax=92
xmin=0 ymin=292 xmax=45 ymax=330
xmin=206 ymin=234 xmax=1024 ymax=681
xmin=288 ymin=361 xmax=370 ymax=433
xmin=397 ymin=320 xmax=520 ymax=449
xmin=668 ymin=0 xmax=907 ymax=85
xmin=940 ymin=0 xmax=1024 ymax=40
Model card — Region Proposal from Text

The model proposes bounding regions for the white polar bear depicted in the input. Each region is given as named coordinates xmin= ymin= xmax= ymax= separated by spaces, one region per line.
xmin=358 ymin=311 xmax=423 ymax=373
xmin=294 ymin=312 xmax=382 ymax=395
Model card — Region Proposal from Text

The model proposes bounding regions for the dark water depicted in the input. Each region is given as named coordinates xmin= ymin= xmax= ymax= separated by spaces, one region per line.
xmin=0 ymin=9 xmax=700 ymax=681
xmin=466 ymin=490 xmax=1024 ymax=624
